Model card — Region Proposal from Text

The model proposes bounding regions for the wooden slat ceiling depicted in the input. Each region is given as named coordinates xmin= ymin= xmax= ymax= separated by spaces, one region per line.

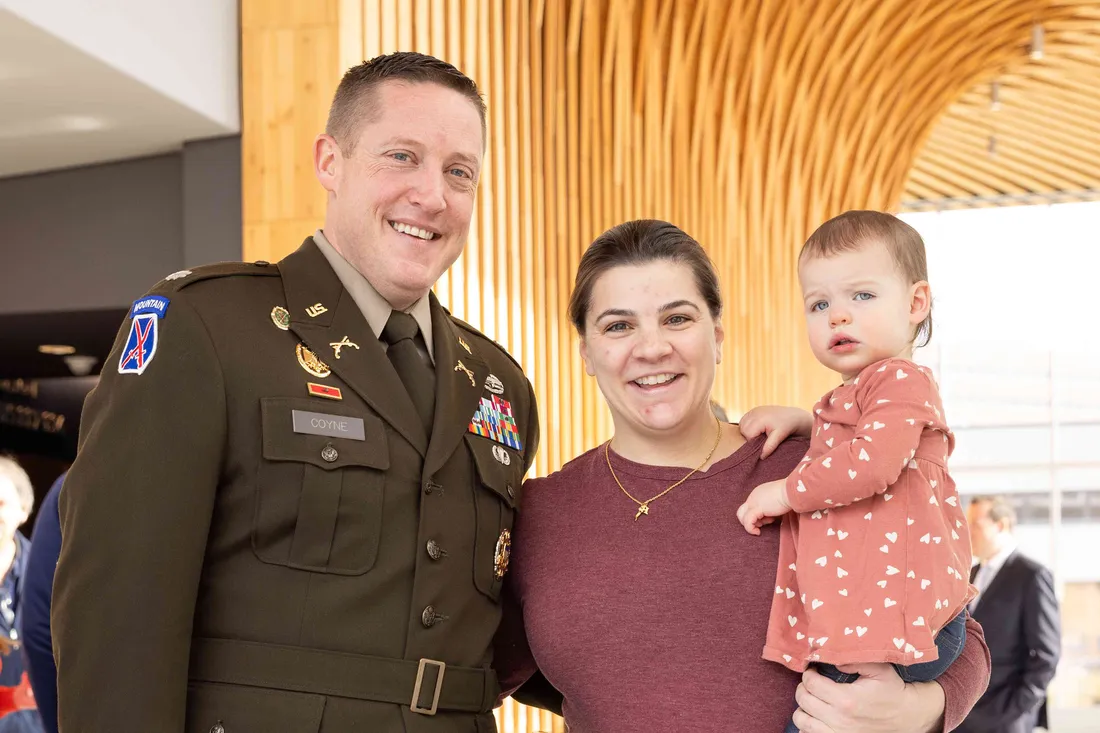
xmin=904 ymin=2 xmax=1100 ymax=210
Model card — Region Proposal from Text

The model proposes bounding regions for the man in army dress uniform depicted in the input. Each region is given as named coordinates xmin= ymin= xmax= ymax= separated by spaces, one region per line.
xmin=53 ymin=52 xmax=538 ymax=733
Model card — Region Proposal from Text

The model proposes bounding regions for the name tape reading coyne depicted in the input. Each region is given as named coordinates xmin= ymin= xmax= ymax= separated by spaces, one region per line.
xmin=291 ymin=410 xmax=365 ymax=441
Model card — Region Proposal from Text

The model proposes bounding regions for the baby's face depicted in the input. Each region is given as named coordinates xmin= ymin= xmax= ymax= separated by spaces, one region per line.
xmin=798 ymin=240 xmax=928 ymax=381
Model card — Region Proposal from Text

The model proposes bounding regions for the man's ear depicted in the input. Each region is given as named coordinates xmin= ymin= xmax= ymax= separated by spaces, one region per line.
xmin=314 ymin=134 xmax=342 ymax=193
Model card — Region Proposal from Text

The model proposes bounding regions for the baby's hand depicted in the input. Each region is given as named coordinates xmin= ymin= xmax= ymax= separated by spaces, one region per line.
xmin=739 ymin=406 xmax=814 ymax=459
xmin=736 ymin=478 xmax=792 ymax=535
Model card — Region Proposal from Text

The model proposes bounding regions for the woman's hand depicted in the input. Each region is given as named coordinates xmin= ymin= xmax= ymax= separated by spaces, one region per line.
xmin=791 ymin=663 xmax=946 ymax=733
xmin=735 ymin=479 xmax=792 ymax=535
xmin=739 ymin=406 xmax=813 ymax=458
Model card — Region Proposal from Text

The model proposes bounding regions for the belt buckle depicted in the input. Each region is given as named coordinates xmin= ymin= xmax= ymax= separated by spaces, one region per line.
xmin=410 ymin=658 xmax=447 ymax=715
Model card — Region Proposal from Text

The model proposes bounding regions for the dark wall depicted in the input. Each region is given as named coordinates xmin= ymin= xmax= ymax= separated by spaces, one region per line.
xmin=0 ymin=135 xmax=242 ymax=315
xmin=183 ymin=135 xmax=243 ymax=267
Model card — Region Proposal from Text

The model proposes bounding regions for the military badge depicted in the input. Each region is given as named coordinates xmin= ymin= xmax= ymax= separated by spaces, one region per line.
xmin=329 ymin=336 xmax=359 ymax=359
xmin=484 ymin=374 xmax=505 ymax=395
xmin=458 ymin=336 xmax=472 ymax=354
xmin=270 ymin=306 xmax=290 ymax=330
xmin=454 ymin=360 xmax=476 ymax=386
xmin=468 ymin=394 xmax=522 ymax=450
xmin=118 ymin=296 xmax=170 ymax=375
xmin=164 ymin=270 xmax=191 ymax=281
xmin=296 ymin=343 xmax=331 ymax=378
xmin=307 ymin=382 xmax=342 ymax=400
xmin=492 ymin=445 xmax=511 ymax=466
xmin=494 ymin=529 xmax=512 ymax=579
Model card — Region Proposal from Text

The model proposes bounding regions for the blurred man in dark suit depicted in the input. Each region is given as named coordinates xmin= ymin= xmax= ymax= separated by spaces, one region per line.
xmin=958 ymin=496 xmax=1060 ymax=733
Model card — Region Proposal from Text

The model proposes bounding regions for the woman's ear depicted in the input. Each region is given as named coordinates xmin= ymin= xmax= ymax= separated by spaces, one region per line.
xmin=578 ymin=335 xmax=596 ymax=377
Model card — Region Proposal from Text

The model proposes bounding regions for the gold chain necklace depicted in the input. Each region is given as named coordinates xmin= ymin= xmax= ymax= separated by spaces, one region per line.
xmin=605 ymin=416 xmax=723 ymax=521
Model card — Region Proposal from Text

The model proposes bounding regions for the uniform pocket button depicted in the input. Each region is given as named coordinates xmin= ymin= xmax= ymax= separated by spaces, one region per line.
xmin=210 ymin=723 xmax=225 ymax=733
xmin=321 ymin=444 xmax=339 ymax=463
xmin=506 ymin=484 xmax=515 ymax=499
xmin=426 ymin=540 xmax=445 ymax=561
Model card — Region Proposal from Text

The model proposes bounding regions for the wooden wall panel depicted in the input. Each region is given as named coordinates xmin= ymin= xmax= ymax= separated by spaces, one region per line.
xmin=242 ymin=2 xmax=1095 ymax=729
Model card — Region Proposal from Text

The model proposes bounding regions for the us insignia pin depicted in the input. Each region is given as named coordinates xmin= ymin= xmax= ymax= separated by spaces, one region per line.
xmin=270 ymin=306 xmax=290 ymax=331
xmin=454 ymin=360 xmax=476 ymax=386
xmin=307 ymin=382 xmax=342 ymax=400
xmin=494 ymin=529 xmax=512 ymax=579
xmin=484 ymin=374 xmax=505 ymax=395
xmin=306 ymin=303 xmax=328 ymax=318
xmin=296 ymin=343 xmax=331 ymax=378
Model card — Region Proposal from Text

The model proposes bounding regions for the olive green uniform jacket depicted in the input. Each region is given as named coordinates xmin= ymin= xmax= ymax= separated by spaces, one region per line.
xmin=53 ymin=238 xmax=539 ymax=733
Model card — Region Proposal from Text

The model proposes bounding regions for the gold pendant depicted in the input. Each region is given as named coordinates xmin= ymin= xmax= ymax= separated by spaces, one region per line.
xmin=634 ymin=503 xmax=650 ymax=521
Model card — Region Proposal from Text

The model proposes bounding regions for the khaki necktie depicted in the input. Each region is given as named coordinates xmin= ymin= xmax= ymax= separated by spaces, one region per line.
xmin=381 ymin=310 xmax=435 ymax=435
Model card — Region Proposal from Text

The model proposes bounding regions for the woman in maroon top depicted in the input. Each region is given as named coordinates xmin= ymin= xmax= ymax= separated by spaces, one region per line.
xmin=494 ymin=220 xmax=990 ymax=732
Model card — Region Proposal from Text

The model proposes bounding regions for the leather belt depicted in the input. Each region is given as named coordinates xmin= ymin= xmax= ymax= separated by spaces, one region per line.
xmin=189 ymin=637 xmax=499 ymax=715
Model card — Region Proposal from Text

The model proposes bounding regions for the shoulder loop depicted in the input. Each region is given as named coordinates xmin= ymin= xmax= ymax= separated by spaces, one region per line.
xmin=153 ymin=261 xmax=279 ymax=293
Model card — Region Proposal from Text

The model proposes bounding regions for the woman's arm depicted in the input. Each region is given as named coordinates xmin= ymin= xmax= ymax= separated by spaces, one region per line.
xmin=792 ymin=616 xmax=990 ymax=732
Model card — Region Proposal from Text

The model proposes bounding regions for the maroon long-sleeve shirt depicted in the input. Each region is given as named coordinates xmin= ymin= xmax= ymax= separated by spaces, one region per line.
xmin=495 ymin=434 xmax=990 ymax=732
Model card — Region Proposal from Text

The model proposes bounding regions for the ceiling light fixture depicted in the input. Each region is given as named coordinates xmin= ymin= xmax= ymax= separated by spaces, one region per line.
xmin=38 ymin=344 xmax=76 ymax=355
xmin=63 ymin=355 xmax=99 ymax=376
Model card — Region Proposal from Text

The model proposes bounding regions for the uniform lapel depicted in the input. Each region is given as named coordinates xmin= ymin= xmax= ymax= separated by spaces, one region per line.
xmin=278 ymin=239 xmax=428 ymax=455
xmin=423 ymin=295 xmax=489 ymax=477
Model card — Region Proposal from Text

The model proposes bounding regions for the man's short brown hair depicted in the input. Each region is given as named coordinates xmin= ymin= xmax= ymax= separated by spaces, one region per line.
xmin=970 ymin=495 xmax=1017 ymax=532
xmin=799 ymin=210 xmax=932 ymax=347
xmin=326 ymin=51 xmax=486 ymax=152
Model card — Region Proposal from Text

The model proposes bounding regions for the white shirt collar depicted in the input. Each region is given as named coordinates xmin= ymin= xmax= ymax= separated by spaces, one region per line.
xmin=982 ymin=536 xmax=1017 ymax=578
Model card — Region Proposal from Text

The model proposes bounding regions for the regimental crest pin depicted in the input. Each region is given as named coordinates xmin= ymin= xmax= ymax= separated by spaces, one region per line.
xmin=270 ymin=306 xmax=290 ymax=331
xmin=484 ymin=374 xmax=504 ymax=395
xmin=494 ymin=529 xmax=512 ymax=579
xmin=296 ymin=343 xmax=331 ymax=378
xmin=492 ymin=445 xmax=511 ymax=466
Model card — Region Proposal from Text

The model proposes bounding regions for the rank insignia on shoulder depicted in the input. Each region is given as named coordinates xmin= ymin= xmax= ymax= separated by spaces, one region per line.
xmin=118 ymin=296 xmax=169 ymax=375
xmin=468 ymin=395 xmax=522 ymax=451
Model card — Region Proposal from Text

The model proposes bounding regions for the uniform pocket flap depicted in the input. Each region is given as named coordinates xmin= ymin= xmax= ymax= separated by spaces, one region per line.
xmin=466 ymin=434 xmax=521 ymax=508
xmin=261 ymin=397 xmax=389 ymax=471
